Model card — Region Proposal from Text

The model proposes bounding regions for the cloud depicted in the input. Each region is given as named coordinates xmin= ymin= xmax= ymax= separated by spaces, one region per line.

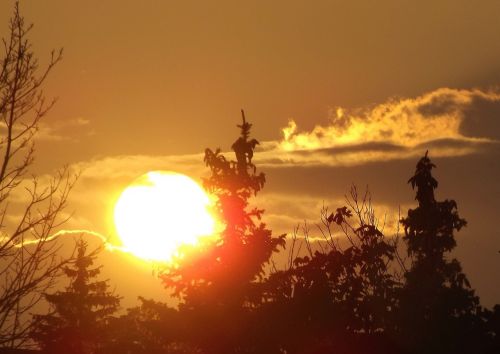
xmin=255 ymin=143 xmax=483 ymax=169
xmin=70 ymin=153 xmax=206 ymax=181
xmin=49 ymin=229 xmax=134 ymax=254
xmin=42 ymin=87 xmax=498 ymax=245
xmin=256 ymin=88 xmax=500 ymax=167
xmin=36 ymin=117 xmax=93 ymax=142
xmin=283 ymin=87 xmax=499 ymax=148
xmin=5 ymin=87 xmax=499 ymax=257
xmin=51 ymin=88 xmax=499 ymax=184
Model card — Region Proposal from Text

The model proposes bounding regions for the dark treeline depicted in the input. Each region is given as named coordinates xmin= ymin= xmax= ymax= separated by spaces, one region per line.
xmin=27 ymin=116 xmax=499 ymax=354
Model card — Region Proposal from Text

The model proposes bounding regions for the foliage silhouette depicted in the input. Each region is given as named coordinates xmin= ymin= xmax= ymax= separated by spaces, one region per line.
xmin=103 ymin=297 xmax=201 ymax=354
xmin=258 ymin=187 xmax=400 ymax=353
xmin=116 ymin=124 xmax=500 ymax=354
xmin=31 ymin=239 xmax=120 ymax=354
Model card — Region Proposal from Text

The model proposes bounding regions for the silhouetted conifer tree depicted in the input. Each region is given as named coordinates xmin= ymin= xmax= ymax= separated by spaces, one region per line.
xmin=398 ymin=152 xmax=485 ymax=354
xmin=160 ymin=111 xmax=285 ymax=353
xmin=31 ymin=240 xmax=120 ymax=354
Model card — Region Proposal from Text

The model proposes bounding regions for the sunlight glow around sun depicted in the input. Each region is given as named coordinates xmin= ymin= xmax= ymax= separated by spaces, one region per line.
xmin=114 ymin=171 xmax=217 ymax=262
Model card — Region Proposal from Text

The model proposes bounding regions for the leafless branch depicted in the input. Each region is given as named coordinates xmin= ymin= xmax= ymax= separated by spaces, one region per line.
xmin=0 ymin=2 xmax=75 ymax=348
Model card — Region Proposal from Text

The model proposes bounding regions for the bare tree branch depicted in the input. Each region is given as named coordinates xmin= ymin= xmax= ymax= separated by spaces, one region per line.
xmin=0 ymin=2 xmax=75 ymax=348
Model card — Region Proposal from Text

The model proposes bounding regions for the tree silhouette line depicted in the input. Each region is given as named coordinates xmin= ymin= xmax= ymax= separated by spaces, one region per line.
xmin=26 ymin=115 xmax=500 ymax=354
xmin=1 ymin=3 xmax=499 ymax=354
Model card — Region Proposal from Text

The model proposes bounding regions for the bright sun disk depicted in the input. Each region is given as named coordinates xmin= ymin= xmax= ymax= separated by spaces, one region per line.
xmin=114 ymin=171 xmax=217 ymax=262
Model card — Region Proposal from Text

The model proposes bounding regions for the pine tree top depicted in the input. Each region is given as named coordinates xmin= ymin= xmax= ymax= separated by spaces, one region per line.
xmin=402 ymin=151 xmax=467 ymax=258
xmin=231 ymin=109 xmax=260 ymax=177
xmin=237 ymin=109 xmax=252 ymax=141
xmin=408 ymin=150 xmax=438 ymax=207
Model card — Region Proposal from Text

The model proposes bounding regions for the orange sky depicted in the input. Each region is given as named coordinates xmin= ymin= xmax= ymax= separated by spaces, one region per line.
xmin=1 ymin=0 xmax=499 ymax=308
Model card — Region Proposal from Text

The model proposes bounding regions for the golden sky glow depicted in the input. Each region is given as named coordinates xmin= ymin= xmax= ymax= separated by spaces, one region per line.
xmin=113 ymin=171 xmax=217 ymax=262
xmin=1 ymin=0 xmax=498 ymax=308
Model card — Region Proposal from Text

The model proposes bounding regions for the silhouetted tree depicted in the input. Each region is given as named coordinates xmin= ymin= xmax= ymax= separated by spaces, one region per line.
xmin=0 ymin=2 xmax=76 ymax=349
xmin=120 ymin=127 xmax=499 ymax=354
xmin=160 ymin=111 xmax=285 ymax=353
xmin=103 ymin=297 xmax=201 ymax=354
xmin=261 ymin=187 xmax=400 ymax=354
xmin=31 ymin=240 xmax=120 ymax=354
xmin=398 ymin=152 xmax=486 ymax=354
xmin=484 ymin=304 xmax=500 ymax=353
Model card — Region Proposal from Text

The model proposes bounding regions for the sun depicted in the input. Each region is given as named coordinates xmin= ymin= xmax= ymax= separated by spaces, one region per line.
xmin=114 ymin=171 xmax=217 ymax=262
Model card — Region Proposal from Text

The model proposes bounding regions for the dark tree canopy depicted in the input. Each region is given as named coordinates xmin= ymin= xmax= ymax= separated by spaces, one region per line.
xmin=259 ymin=189 xmax=400 ymax=354
xmin=20 ymin=120 xmax=496 ymax=354
xmin=31 ymin=240 xmax=120 ymax=354
xmin=131 ymin=129 xmax=499 ymax=354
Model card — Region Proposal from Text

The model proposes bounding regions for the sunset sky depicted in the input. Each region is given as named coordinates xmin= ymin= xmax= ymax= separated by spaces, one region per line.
xmin=1 ymin=0 xmax=499 ymax=308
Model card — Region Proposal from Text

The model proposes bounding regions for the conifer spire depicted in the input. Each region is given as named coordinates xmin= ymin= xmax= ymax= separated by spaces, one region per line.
xmin=408 ymin=150 xmax=438 ymax=207
xmin=31 ymin=239 xmax=120 ymax=354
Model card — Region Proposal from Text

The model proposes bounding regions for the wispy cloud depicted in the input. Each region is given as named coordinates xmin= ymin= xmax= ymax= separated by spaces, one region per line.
xmin=256 ymin=88 xmax=500 ymax=167
xmin=37 ymin=117 xmax=93 ymax=142
xmin=279 ymin=88 xmax=499 ymax=149
xmin=69 ymin=153 xmax=206 ymax=181
xmin=56 ymin=88 xmax=500 ymax=180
